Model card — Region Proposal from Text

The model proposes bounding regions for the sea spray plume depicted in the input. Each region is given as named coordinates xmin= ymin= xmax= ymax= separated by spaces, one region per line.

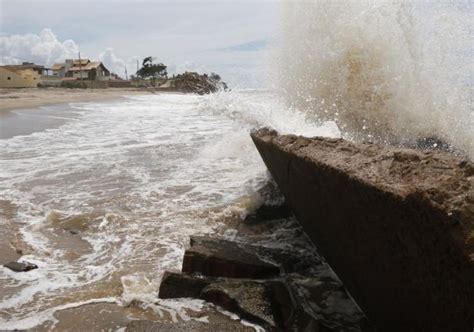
xmin=276 ymin=1 xmax=473 ymax=157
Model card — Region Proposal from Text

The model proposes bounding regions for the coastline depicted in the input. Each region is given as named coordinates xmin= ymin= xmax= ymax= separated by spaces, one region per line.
xmin=0 ymin=88 xmax=150 ymax=114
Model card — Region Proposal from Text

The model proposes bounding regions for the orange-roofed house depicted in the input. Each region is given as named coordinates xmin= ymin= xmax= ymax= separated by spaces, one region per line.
xmin=52 ymin=59 xmax=111 ymax=80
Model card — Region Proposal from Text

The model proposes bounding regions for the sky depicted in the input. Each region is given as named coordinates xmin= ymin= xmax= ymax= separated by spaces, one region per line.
xmin=0 ymin=0 xmax=280 ymax=87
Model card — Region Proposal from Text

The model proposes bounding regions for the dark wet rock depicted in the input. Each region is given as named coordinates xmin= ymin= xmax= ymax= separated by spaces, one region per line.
xmin=160 ymin=232 xmax=369 ymax=330
xmin=159 ymin=272 xmax=368 ymax=331
xmin=159 ymin=271 xmax=212 ymax=299
xmin=251 ymin=127 xmax=474 ymax=331
xmin=288 ymin=276 xmax=370 ymax=331
xmin=4 ymin=261 xmax=38 ymax=272
xmin=159 ymin=272 xmax=276 ymax=329
xmin=189 ymin=236 xmax=320 ymax=276
xmin=166 ymin=72 xmax=227 ymax=95
xmin=201 ymin=280 xmax=276 ymax=330
xmin=244 ymin=203 xmax=291 ymax=224
xmin=183 ymin=236 xmax=280 ymax=279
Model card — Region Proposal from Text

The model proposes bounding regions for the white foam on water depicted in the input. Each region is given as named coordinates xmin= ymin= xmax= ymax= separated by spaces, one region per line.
xmin=143 ymin=298 xmax=208 ymax=323
xmin=214 ymin=306 xmax=265 ymax=332
xmin=2 ymin=91 xmax=332 ymax=328
xmin=276 ymin=1 xmax=473 ymax=156
xmin=0 ymin=297 xmax=119 ymax=330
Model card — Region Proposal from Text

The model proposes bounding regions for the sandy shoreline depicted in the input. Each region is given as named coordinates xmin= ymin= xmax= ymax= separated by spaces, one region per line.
xmin=0 ymin=88 xmax=150 ymax=113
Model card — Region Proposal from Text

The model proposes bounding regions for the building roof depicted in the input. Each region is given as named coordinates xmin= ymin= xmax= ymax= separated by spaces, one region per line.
xmin=73 ymin=59 xmax=90 ymax=66
xmin=1 ymin=64 xmax=45 ymax=72
xmin=68 ymin=62 xmax=106 ymax=72
xmin=51 ymin=63 xmax=65 ymax=70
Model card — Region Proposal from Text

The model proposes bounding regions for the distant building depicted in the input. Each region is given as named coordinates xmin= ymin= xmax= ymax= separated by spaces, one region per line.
xmin=0 ymin=63 xmax=44 ymax=88
xmin=51 ymin=63 xmax=67 ymax=78
xmin=51 ymin=59 xmax=111 ymax=80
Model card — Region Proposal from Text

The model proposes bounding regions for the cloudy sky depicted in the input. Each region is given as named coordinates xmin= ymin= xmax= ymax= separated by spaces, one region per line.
xmin=0 ymin=0 xmax=280 ymax=87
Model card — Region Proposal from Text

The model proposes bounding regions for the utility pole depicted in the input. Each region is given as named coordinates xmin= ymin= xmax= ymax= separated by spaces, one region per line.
xmin=78 ymin=52 xmax=83 ymax=81
xmin=125 ymin=66 xmax=128 ymax=80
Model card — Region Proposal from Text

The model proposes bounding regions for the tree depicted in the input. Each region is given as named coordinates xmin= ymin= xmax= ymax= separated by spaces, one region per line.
xmin=136 ymin=56 xmax=167 ymax=86
xmin=209 ymin=72 xmax=221 ymax=81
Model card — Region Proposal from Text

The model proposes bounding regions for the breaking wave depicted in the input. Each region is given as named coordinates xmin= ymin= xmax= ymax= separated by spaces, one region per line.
xmin=276 ymin=1 xmax=473 ymax=157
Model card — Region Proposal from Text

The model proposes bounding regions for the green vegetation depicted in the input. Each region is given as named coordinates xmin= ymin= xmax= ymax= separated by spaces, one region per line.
xmin=136 ymin=56 xmax=167 ymax=86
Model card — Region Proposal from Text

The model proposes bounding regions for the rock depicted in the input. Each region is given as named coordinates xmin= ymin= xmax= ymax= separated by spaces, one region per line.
xmin=167 ymin=72 xmax=227 ymax=95
xmin=251 ymin=127 xmax=474 ymax=332
xmin=243 ymin=203 xmax=291 ymax=224
xmin=159 ymin=272 xmax=368 ymax=331
xmin=159 ymin=271 xmax=212 ymax=299
xmin=201 ymin=280 xmax=276 ymax=330
xmin=159 ymin=272 xmax=276 ymax=329
xmin=189 ymin=236 xmax=321 ymax=276
xmin=4 ymin=261 xmax=38 ymax=272
xmin=183 ymin=236 xmax=281 ymax=279
xmin=289 ymin=276 xmax=370 ymax=331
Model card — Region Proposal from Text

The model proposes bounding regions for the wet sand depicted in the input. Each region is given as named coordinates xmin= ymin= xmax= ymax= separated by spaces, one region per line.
xmin=0 ymin=88 xmax=152 ymax=139
xmin=0 ymin=200 xmax=22 ymax=265
xmin=33 ymin=301 xmax=255 ymax=331
xmin=0 ymin=88 xmax=147 ymax=113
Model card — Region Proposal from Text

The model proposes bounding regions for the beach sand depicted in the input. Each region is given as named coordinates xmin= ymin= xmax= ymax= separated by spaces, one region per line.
xmin=0 ymin=87 xmax=148 ymax=113
xmin=0 ymin=88 xmax=151 ymax=270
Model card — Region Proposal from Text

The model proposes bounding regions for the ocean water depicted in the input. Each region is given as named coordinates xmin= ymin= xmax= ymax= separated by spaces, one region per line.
xmin=0 ymin=91 xmax=339 ymax=330
xmin=276 ymin=1 xmax=473 ymax=156
xmin=1 ymin=1 xmax=472 ymax=329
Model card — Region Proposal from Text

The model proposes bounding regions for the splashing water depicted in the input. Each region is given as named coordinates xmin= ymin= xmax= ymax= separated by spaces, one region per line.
xmin=0 ymin=91 xmax=338 ymax=329
xmin=276 ymin=1 xmax=473 ymax=156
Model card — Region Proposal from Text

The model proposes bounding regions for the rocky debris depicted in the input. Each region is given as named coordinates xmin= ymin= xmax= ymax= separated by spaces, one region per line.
xmin=286 ymin=277 xmax=370 ymax=331
xmin=159 ymin=272 xmax=276 ymax=330
xmin=4 ymin=261 xmax=38 ymax=272
xmin=159 ymin=271 xmax=367 ymax=331
xmin=251 ymin=127 xmax=474 ymax=331
xmin=243 ymin=202 xmax=291 ymax=224
xmin=160 ymin=234 xmax=369 ymax=331
xmin=159 ymin=271 xmax=213 ymax=299
xmin=166 ymin=72 xmax=227 ymax=95
xmin=183 ymin=236 xmax=280 ymax=278
xmin=201 ymin=279 xmax=277 ymax=330
xmin=188 ymin=236 xmax=320 ymax=276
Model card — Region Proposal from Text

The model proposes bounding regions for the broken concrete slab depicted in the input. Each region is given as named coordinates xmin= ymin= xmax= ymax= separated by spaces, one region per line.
xmin=183 ymin=236 xmax=281 ymax=279
xmin=251 ymin=127 xmax=474 ymax=331
xmin=159 ymin=271 xmax=213 ymax=299
xmin=189 ymin=236 xmax=321 ymax=276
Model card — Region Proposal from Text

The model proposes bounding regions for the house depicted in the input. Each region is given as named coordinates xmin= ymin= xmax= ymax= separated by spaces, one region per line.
xmin=51 ymin=63 xmax=67 ymax=78
xmin=0 ymin=64 xmax=43 ymax=88
xmin=52 ymin=59 xmax=111 ymax=80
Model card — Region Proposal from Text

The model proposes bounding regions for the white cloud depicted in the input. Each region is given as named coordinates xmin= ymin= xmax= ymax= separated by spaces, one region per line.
xmin=0 ymin=23 xmax=274 ymax=84
xmin=0 ymin=29 xmax=79 ymax=66
xmin=1 ymin=1 xmax=278 ymax=86
xmin=0 ymin=29 xmax=134 ymax=78
xmin=99 ymin=48 xmax=129 ymax=77
xmin=174 ymin=61 xmax=208 ymax=75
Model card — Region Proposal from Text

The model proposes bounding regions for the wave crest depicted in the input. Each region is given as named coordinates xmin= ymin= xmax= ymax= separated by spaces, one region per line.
xmin=276 ymin=1 xmax=473 ymax=156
